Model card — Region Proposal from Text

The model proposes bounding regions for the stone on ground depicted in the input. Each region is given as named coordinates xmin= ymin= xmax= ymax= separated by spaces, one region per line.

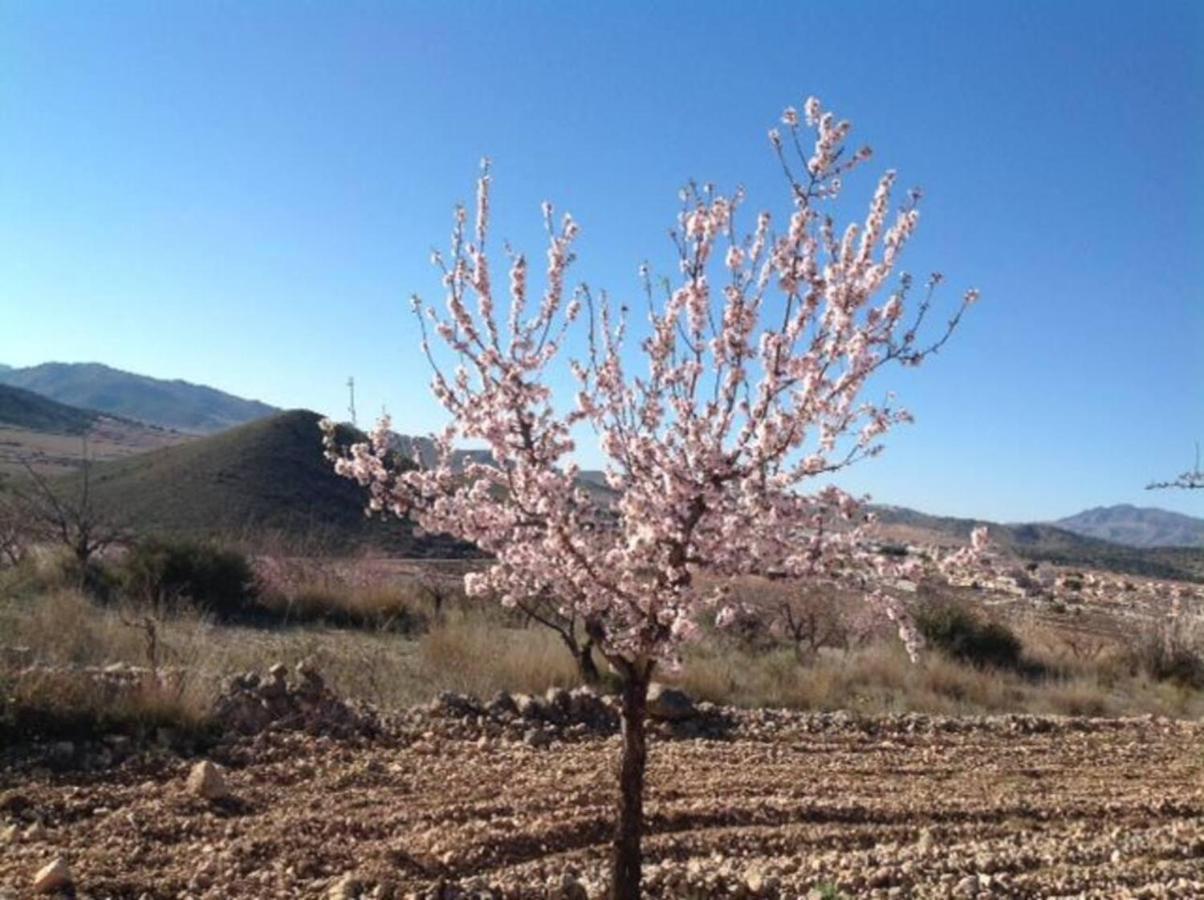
xmin=32 ymin=857 xmax=72 ymax=893
xmin=186 ymin=760 xmax=230 ymax=801
xmin=647 ymin=682 xmax=695 ymax=720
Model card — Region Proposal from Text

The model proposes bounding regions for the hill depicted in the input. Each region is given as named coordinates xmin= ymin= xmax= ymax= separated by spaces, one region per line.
xmin=0 ymin=362 xmax=278 ymax=434
xmin=390 ymin=434 xmax=493 ymax=470
xmin=1055 ymin=504 xmax=1204 ymax=549
xmin=872 ymin=504 xmax=1204 ymax=583
xmin=62 ymin=409 xmax=472 ymax=555
xmin=0 ymin=386 xmax=191 ymax=477
xmin=0 ymin=384 xmax=98 ymax=435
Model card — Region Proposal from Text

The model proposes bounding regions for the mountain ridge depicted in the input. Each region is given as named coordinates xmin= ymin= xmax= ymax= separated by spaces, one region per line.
xmin=871 ymin=504 xmax=1203 ymax=583
xmin=0 ymin=362 xmax=278 ymax=434
xmin=1054 ymin=503 xmax=1204 ymax=549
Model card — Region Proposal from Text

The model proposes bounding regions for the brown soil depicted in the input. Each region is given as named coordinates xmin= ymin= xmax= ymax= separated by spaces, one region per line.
xmin=2 ymin=711 xmax=1202 ymax=898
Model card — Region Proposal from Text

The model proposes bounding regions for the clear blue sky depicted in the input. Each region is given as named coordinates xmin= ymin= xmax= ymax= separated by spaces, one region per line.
xmin=2 ymin=1 xmax=1201 ymax=522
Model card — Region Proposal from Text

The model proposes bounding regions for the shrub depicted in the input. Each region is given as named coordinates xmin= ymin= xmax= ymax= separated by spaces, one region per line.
xmin=913 ymin=602 xmax=1024 ymax=671
xmin=120 ymin=538 xmax=255 ymax=619
xmin=253 ymin=556 xmax=431 ymax=631
xmin=1126 ymin=616 xmax=1204 ymax=688
xmin=0 ymin=666 xmax=215 ymax=747
xmin=0 ymin=548 xmax=116 ymax=601
xmin=260 ymin=584 xmax=426 ymax=632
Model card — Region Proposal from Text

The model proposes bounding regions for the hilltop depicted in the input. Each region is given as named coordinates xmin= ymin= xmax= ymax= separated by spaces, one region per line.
xmin=1055 ymin=504 xmax=1204 ymax=549
xmin=0 ymin=362 xmax=278 ymax=434
xmin=62 ymin=409 xmax=471 ymax=555
xmin=0 ymin=383 xmax=99 ymax=435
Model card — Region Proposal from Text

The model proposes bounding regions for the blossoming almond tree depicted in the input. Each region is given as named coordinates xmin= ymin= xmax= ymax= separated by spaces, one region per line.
xmin=325 ymin=96 xmax=982 ymax=898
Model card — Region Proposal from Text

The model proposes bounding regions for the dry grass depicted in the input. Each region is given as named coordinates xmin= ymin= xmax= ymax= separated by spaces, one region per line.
xmin=0 ymin=589 xmax=217 ymax=741
xmin=671 ymin=638 xmax=1204 ymax=718
xmin=255 ymin=581 xmax=428 ymax=630
xmin=0 ymin=588 xmax=578 ymax=737
xmin=2 ymin=664 xmax=215 ymax=743
xmin=418 ymin=610 xmax=584 ymax=698
xmin=252 ymin=555 xmax=451 ymax=630
xmin=3 ymin=575 xmax=1203 ymax=744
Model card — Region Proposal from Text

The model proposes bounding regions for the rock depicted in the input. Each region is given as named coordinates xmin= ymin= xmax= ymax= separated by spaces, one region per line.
xmin=567 ymin=686 xmax=599 ymax=716
xmin=328 ymin=873 xmax=360 ymax=899
xmin=436 ymin=692 xmax=477 ymax=716
xmin=552 ymin=873 xmax=588 ymax=899
xmin=24 ymin=822 xmax=46 ymax=840
xmin=523 ymin=728 xmax=550 ymax=748
xmin=297 ymin=661 xmax=325 ymax=693
xmin=953 ymin=874 xmax=979 ymax=897
xmin=513 ymin=693 xmax=544 ymax=720
xmin=261 ymin=663 xmax=289 ymax=699
xmin=213 ymin=663 xmax=376 ymax=738
xmin=32 ymin=857 xmax=72 ymax=893
xmin=1 ymin=823 xmax=18 ymax=843
xmin=186 ymin=760 xmax=230 ymax=801
xmin=487 ymin=691 xmax=517 ymax=716
xmin=545 ymin=686 xmax=571 ymax=715
xmin=647 ymin=683 xmax=695 ymax=721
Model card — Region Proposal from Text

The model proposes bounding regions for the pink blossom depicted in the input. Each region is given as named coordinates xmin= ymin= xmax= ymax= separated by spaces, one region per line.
xmin=325 ymin=96 xmax=982 ymax=668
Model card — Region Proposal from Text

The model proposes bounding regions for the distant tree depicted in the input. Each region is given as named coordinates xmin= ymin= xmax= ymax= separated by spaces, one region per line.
xmin=769 ymin=584 xmax=852 ymax=660
xmin=1147 ymin=443 xmax=1203 ymax=490
xmin=0 ymin=487 xmax=28 ymax=568
xmin=6 ymin=439 xmax=125 ymax=570
xmin=326 ymin=95 xmax=986 ymax=898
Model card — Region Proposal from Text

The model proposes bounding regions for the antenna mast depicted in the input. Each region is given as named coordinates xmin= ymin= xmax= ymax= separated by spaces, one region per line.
xmin=346 ymin=376 xmax=358 ymax=427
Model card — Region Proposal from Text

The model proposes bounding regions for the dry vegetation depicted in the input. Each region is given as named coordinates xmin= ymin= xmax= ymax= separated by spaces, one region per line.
xmin=0 ymin=421 xmax=189 ymax=477
xmin=3 ymin=546 xmax=1203 ymax=744
xmin=3 ymin=543 xmax=1204 ymax=896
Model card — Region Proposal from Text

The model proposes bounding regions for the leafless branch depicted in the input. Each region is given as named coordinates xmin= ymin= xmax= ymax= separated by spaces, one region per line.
xmin=1147 ymin=442 xmax=1204 ymax=490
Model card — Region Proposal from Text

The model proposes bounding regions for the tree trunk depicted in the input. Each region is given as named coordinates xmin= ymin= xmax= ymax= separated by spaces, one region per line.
xmin=611 ymin=665 xmax=650 ymax=900
xmin=576 ymin=642 xmax=601 ymax=685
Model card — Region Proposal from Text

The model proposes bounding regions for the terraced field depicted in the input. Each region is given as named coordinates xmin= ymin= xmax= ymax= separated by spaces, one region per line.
xmin=2 ymin=710 xmax=1202 ymax=898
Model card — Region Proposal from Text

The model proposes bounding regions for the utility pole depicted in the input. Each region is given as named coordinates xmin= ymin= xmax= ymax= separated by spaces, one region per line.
xmin=346 ymin=377 xmax=358 ymax=428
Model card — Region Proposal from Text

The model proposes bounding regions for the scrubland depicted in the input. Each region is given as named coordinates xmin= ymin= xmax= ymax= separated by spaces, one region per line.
xmin=2 ymin=543 xmax=1203 ymax=897
xmin=3 ymin=544 xmax=1202 ymax=742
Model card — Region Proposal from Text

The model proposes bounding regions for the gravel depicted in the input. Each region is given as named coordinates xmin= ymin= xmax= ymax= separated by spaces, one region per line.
xmin=1 ymin=703 xmax=1201 ymax=898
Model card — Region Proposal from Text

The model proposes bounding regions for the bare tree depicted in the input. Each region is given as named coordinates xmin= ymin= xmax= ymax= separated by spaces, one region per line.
xmin=414 ymin=570 xmax=459 ymax=622
xmin=513 ymin=590 xmax=603 ymax=684
xmin=1147 ymin=443 xmax=1203 ymax=490
xmin=0 ymin=488 xmax=29 ymax=568
xmin=771 ymin=586 xmax=850 ymax=660
xmin=7 ymin=438 xmax=125 ymax=569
